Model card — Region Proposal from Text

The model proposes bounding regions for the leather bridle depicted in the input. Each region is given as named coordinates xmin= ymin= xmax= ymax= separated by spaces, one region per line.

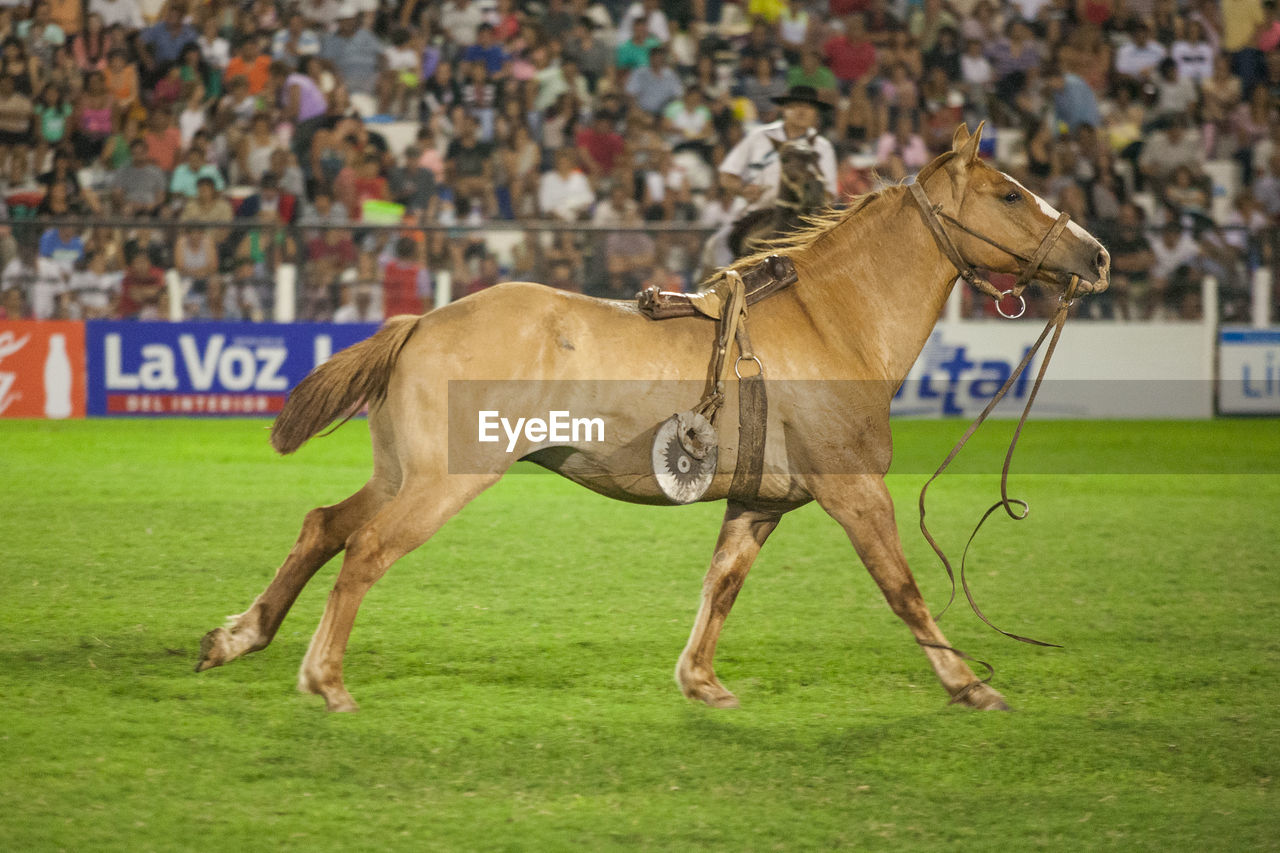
xmin=909 ymin=179 xmax=1072 ymax=319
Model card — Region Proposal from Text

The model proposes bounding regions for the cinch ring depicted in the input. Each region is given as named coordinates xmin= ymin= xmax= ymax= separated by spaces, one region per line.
xmin=734 ymin=354 xmax=764 ymax=379
xmin=996 ymin=289 xmax=1026 ymax=320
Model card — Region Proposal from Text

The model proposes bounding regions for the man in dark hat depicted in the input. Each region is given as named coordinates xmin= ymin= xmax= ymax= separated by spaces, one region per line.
xmin=707 ymin=85 xmax=838 ymax=267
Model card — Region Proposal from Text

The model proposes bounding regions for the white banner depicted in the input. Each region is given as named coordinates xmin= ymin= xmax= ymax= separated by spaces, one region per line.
xmin=893 ymin=321 xmax=1214 ymax=419
xmin=1218 ymin=327 xmax=1280 ymax=415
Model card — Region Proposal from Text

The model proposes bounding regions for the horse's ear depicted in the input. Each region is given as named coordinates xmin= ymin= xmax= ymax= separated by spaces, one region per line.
xmin=953 ymin=121 xmax=984 ymax=165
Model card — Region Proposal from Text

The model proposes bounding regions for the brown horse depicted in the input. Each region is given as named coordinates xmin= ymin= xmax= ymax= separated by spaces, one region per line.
xmin=196 ymin=125 xmax=1110 ymax=713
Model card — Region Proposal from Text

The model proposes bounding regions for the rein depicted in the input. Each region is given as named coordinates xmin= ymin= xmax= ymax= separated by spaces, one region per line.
xmin=917 ymin=273 xmax=1079 ymax=649
xmin=908 ymin=177 xmax=1082 ymax=651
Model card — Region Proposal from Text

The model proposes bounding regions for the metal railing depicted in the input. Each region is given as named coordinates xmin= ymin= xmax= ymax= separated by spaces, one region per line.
xmin=1 ymin=217 xmax=1275 ymax=326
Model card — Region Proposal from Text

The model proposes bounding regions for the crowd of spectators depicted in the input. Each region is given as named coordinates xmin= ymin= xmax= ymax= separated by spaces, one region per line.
xmin=0 ymin=0 xmax=1274 ymax=323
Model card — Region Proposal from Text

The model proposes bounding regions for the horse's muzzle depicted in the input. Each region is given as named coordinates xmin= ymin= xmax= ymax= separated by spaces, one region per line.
xmin=1051 ymin=244 xmax=1110 ymax=295
xmin=1076 ymin=245 xmax=1111 ymax=294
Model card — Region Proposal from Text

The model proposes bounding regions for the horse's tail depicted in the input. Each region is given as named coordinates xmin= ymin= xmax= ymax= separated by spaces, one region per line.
xmin=270 ymin=315 xmax=420 ymax=455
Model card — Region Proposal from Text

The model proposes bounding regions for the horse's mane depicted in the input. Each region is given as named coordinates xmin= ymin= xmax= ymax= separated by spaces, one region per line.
xmin=722 ymin=186 xmax=899 ymax=276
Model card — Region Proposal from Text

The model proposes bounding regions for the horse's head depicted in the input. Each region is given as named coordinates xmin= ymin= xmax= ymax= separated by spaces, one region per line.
xmin=772 ymin=134 xmax=831 ymax=210
xmin=915 ymin=123 xmax=1110 ymax=296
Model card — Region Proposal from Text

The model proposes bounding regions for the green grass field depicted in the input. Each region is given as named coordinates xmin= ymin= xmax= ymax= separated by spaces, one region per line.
xmin=2 ymin=418 xmax=1278 ymax=851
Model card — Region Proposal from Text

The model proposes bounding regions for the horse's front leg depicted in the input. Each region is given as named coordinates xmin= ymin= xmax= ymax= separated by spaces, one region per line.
xmin=676 ymin=502 xmax=783 ymax=708
xmin=813 ymin=474 xmax=1010 ymax=710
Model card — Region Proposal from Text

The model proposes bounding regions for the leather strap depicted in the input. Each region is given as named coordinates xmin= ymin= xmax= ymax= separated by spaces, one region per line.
xmin=909 ymin=180 xmax=1073 ymax=305
xmin=638 ymin=255 xmax=798 ymax=320
xmin=693 ymin=271 xmax=748 ymax=423
xmin=917 ymin=275 xmax=1081 ymax=648
xmin=729 ymin=320 xmax=767 ymax=500
xmin=684 ymin=270 xmax=769 ymax=501
xmin=909 ymin=181 xmax=1005 ymax=301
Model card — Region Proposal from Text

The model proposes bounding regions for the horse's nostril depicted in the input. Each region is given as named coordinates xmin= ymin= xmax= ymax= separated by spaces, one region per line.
xmin=1094 ymin=250 xmax=1109 ymax=273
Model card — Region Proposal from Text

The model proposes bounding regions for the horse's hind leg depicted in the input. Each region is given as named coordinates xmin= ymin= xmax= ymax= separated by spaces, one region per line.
xmin=815 ymin=475 xmax=1010 ymax=710
xmin=676 ymin=502 xmax=782 ymax=708
xmin=298 ymin=472 xmax=500 ymax=712
xmin=195 ymin=479 xmax=394 ymax=672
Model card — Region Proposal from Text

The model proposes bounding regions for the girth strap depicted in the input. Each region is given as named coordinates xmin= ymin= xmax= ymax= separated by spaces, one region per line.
xmin=688 ymin=270 xmax=768 ymax=501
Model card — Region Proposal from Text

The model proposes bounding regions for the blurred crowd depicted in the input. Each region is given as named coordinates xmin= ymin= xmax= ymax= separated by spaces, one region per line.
xmin=0 ymin=0 xmax=1275 ymax=324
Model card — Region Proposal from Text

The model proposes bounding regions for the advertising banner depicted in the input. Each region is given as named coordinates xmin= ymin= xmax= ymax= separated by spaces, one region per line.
xmin=1218 ymin=327 xmax=1280 ymax=415
xmin=85 ymin=321 xmax=379 ymax=416
xmin=893 ymin=321 xmax=1214 ymax=419
xmin=0 ymin=320 xmax=86 ymax=418
xmin=0 ymin=318 xmax=1225 ymax=420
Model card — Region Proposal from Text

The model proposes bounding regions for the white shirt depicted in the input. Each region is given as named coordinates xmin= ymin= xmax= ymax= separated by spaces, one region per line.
xmin=440 ymin=1 xmax=485 ymax=46
xmin=1148 ymin=231 xmax=1201 ymax=280
xmin=1170 ymin=41 xmax=1215 ymax=83
xmin=302 ymin=0 xmax=346 ymax=28
xmin=1010 ymin=0 xmax=1051 ymax=19
xmin=1114 ymin=39 xmax=1168 ymax=78
xmin=272 ymin=28 xmax=322 ymax=59
xmin=617 ymin=3 xmax=670 ymax=45
xmin=198 ymin=34 xmax=230 ymax=70
xmin=537 ymin=168 xmax=595 ymax=221
xmin=960 ymin=53 xmax=994 ymax=86
xmin=1154 ymin=76 xmax=1199 ymax=117
xmin=333 ymin=300 xmax=380 ymax=323
xmin=69 ymin=269 xmax=122 ymax=314
xmin=3 ymin=257 xmax=67 ymax=320
xmin=90 ymin=0 xmax=145 ymax=29
xmin=718 ymin=120 xmax=838 ymax=215
xmin=698 ymin=197 xmax=735 ymax=227
xmin=779 ymin=9 xmax=809 ymax=49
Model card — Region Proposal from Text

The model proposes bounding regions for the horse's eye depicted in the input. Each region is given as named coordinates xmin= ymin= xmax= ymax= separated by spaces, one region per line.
xmin=1003 ymin=191 xmax=1022 ymax=203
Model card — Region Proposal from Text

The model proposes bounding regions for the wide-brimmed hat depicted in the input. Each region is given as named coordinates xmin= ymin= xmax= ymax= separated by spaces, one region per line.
xmin=771 ymin=85 xmax=833 ymax=112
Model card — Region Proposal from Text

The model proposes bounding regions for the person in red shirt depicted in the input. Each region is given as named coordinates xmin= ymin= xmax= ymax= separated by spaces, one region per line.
xmin=822 ymin=13 xmax=878 ymax=91
xmin=117 ymin=250 xmax=164 ymax=319
xmin=574 ymin=111 xmax=625 ymax=182
xmin=352 ymin=153 xmax=390 ymax=219
xmin=143 ymin=109 xmax=182 ymax=172
xmin=381 ymin=236 xmax=431 ymax=317
xmin=224 ymin=36 xmax=271 ymax=96
xmin=829 ymin=0 xmax=872 ymax=13
xmin=305 ymin=227 xmax=358 ymax=302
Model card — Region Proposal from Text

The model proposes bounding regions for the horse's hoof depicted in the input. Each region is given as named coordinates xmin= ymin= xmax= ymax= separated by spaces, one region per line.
xmin=325 ymin=694 xmax=359 ymax=713
xmin=298 ymin=668 xmax=359 ymax=712
xmin=952 ymin=682 xmax=1012 ymax=711
xmin=678 ymin=673 xmax=740 ymax=709
xmin=702 ymin=691 xmax=740 ymax=710
xmin=195 ymin=628 xmax=230 ymax=672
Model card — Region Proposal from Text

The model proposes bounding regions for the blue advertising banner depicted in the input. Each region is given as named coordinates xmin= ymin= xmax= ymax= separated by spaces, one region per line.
xmin=85 ymin=321 xmax=380 ymax=416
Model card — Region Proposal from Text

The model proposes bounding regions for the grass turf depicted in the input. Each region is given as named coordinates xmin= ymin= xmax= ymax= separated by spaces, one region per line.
xmin=1 ymin=418 xmax=1277 ymax=851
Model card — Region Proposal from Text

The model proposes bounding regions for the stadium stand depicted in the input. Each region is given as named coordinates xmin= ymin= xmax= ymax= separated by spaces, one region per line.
xmin=0 ymin=0 xmax=1273 ymax=325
